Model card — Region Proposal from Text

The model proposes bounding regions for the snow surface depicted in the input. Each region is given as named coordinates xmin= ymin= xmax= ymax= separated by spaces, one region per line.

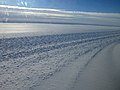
xmin=0 ymin=31 xmax=120 ymax=90
xmin=71 ymin=43 xmax=120 ymax=90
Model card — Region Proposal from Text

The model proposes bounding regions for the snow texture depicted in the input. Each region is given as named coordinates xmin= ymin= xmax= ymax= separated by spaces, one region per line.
xmin=0 ymin=31 xmax=120 ymax=90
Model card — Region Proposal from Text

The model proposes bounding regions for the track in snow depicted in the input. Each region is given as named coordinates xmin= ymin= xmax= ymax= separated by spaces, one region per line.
xmin=0 ymin=31 xmax=120 ymax=90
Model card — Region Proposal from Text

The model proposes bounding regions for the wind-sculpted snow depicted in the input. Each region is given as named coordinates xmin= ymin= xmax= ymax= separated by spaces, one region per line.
xmin=0 ymin=31 xmax=120 ymax=90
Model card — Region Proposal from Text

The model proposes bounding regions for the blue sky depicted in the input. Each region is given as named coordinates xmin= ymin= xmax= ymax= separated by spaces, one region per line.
xmin=0 ymin=1 xmax=120 ymax=32
xmin=0 ymin=0 xmax=120 ymax=13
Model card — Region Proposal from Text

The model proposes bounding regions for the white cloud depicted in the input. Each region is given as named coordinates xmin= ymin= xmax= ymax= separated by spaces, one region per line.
xmin=0 ymin=5 xmax=120 ymax=27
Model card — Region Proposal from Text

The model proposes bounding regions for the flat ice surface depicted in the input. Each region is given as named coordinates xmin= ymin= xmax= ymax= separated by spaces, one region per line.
xmin=71 ymin=44 xmax=120 ymax=90
xmin=0 ymin=23 xmax=120 ymax=39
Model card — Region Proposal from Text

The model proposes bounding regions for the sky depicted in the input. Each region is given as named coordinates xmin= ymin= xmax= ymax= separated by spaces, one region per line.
xmin=0 ymin=0 xmax=120 ymax=32
xmin=0 ymin=0 xmax=120 ymax=13
xmin=0 ymin=5 xmax=120 ymax=26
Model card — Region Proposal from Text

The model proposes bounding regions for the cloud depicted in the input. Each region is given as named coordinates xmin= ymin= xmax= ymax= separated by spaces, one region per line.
xmin=0 ymin=5 xmax=120 ymax=27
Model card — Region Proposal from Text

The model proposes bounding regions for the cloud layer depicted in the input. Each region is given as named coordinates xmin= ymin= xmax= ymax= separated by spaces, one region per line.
xmin=0 ymin=5 xmax=120 ymax=27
